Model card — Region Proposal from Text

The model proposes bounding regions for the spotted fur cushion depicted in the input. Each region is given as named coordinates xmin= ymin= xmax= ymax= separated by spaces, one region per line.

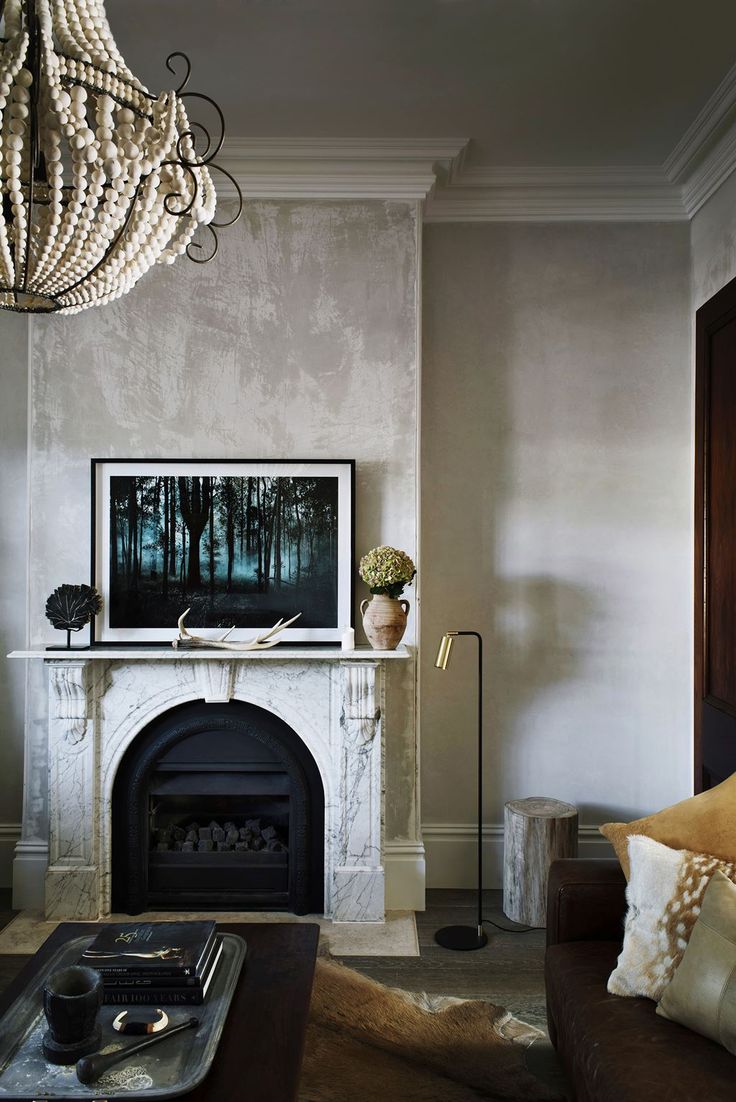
xmin=607 ymin=834 xmax=736 ymax=1001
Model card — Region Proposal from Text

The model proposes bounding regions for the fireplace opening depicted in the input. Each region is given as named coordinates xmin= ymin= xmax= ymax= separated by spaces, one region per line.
xmin=112 ymin=700 xmax=324 ymax=914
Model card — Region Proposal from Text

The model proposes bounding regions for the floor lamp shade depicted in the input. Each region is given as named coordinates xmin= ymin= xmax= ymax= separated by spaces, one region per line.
xmin=435 ymin=632 xmax=456 ymax=670
xmin=433 ymin=630 xmax=488 ymax=951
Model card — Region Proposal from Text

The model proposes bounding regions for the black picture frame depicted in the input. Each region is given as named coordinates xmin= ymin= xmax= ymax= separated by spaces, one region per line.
xmin=90 ymin=458 xmax=355 ymax=646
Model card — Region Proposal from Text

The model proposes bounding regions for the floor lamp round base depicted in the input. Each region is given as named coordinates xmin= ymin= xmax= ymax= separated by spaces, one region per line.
xmin=434 ymin=925 xmax=488 ymax=951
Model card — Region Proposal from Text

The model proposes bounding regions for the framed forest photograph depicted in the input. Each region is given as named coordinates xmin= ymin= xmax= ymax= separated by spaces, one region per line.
xmin=91 ymin=459 xmax=355 ymax=644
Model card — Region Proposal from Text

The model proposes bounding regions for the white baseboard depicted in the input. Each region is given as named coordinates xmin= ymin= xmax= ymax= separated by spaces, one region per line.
xmin=7 ymin=835 xmax=428 ymax=915
xmin=12 ymin=838 xmax=48 ymax=910
xmin=384 ymin=841 xmax=426 ymax=911
xmin=423 ymin=822 xmax=613 ymax=889
xmin=6 ymin=826 xmax=612 ymax=907
xmin=0 ymin=824 xmax=21 ymax=891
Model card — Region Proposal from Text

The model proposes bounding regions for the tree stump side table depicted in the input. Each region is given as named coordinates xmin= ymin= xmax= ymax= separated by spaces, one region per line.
xmin=503 ymin=797 xmax=578 ymax=927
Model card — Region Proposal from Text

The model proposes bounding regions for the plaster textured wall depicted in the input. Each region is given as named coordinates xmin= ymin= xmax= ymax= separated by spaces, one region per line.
xmin=0 ymin=313 xmax=28 ymax=881
xmin=691 ymin=171 xmax=736 ymax=308
xmin=26 ymin=200 xmax=419 ymax=864
xmin=421 ymin=222 xmax=692 ymax=885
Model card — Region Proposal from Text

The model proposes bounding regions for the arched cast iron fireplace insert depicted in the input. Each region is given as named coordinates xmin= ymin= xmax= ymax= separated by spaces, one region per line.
xmin=112 ymin=700 xmax=324 ymax=914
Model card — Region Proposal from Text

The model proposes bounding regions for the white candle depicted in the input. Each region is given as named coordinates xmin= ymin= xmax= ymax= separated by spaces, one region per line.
xmin=341 ymin=627 xmax=355 ymax=652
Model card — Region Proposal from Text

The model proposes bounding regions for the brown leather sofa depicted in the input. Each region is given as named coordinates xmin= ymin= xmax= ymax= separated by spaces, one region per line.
xmin=545 ymin=858 xmax=735 ymax=1102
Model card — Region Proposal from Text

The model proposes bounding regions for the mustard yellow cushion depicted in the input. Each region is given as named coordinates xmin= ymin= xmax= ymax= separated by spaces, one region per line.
xmin=600 ymin=772 xmax=736 ymax=879
xmin=657 ymin=871 xmax=736 ymax=1054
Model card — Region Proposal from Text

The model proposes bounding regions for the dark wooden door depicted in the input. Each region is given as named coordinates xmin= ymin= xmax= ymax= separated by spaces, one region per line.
xmin=695 ymin=274 xmax=736 ymax=791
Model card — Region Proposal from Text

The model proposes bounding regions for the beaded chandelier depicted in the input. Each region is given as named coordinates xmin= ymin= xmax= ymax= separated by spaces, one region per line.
xmin=0 ymin=0 xmax=241 ymax=314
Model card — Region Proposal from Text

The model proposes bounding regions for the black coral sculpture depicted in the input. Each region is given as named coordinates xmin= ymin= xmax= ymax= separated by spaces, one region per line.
xmin=46 ymin=584 xmax=102 ymax=648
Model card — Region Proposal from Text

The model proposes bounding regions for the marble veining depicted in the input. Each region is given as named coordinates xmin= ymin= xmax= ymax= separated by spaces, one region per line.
xmin=49 ymin=662 xmax=89 ymax=745
xmin=44 ymin=655 xmax=389 ymax=924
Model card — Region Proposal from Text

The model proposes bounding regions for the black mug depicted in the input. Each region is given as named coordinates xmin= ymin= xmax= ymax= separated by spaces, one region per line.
xmin=42 ymin=965 xmax=103 ymax=1064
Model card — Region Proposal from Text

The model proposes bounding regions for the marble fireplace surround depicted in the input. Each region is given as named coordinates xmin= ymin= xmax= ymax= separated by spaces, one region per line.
xmin=10 ymin=647 xmax=410 ymax=924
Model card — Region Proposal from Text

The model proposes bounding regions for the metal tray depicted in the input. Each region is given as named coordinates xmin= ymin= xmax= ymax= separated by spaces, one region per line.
xmin=0 ymin=932 xmax=246 ymax=1100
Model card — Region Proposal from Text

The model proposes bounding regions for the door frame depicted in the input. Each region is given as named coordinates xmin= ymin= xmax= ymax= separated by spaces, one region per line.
xmin=694 ymin=273 xmax=736 ymax=792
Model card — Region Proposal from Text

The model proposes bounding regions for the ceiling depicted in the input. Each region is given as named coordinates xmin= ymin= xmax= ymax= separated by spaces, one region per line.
xmin=105 ymin=0 xmax=736 ymax=168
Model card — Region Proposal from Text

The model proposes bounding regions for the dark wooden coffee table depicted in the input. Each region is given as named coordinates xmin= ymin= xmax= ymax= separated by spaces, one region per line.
xmin=0 ymin=921 xmax=319 ymax=1102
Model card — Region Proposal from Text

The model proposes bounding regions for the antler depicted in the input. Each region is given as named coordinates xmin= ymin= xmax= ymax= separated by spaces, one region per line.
xmin=172 ymin=608 xmax=302 ymax=651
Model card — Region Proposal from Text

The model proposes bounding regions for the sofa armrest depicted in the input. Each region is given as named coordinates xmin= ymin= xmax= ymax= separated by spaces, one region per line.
xmin=546 ymin=858 xmax=627 ymax=947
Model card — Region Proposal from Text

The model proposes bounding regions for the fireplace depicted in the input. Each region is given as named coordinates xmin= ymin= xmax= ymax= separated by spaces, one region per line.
xmin=111 ymin=700 xmax=324 ymax=914
xmin=12 ymin=651 xmax=416 ymax=923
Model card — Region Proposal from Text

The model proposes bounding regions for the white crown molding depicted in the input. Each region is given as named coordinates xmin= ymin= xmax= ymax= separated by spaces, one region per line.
xmin=662 ymin=60 xmax=736 ymax=218
xmin=449 ymin=166 xmax=669 ymax=187
xmin=679 ymin=121 xmax=736 ymax=217
xmin=216 ymin=137 xmax=469 ymax=200
xmin=424 ymin=164 xmax=687 ymax=222
xmin=664 ymin=61 xmax=736 ymax=184
xmin=215 ymin=141 xmax=689 ymax=220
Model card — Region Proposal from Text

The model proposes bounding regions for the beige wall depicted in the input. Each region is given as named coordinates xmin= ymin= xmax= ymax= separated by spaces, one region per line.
xmin=10 ymin=200 xmax=421 ymax=900
xmin=1 ymin=203 xmax=719 ymax=893
xmin=421 ymin=222 xmax=692 ymax=885
xmin=0 ymin=313 xmax=28 ymax=883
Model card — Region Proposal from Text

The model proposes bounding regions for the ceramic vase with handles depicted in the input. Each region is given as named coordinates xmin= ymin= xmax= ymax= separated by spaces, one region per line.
xmin=360 ymin=593 xmax=409 ymax=650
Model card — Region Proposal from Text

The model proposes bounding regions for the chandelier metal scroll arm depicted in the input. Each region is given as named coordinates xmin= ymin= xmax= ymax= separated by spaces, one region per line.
xmin=165 ymin=51 xmax=191 ymax=94
xmin=178 ymin=92 xmax=226 ymax=163
xmin=186 ymin=223 xmax=218 ymax=265
xmin=208 ymin=164 xmax=244 ymax=229
xmin=160 ymin=159 xmax=199 ymax=218
xmin=187 ymin=121 xmax=212 ymax=162
xmin=175 ymin=127 xmax=208 ymax=167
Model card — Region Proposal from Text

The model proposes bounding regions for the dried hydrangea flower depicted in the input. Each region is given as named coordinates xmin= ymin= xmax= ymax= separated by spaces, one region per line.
xmin=359 ymin=546 xmax=416 ymax=598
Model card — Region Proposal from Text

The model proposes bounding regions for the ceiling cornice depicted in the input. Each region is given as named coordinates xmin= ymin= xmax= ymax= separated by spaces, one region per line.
xmin=664 ymin=61 xmax=736 ymax=185
xmin=215 ymin=137 xmax=468 ymax=200
xmin=423 ymin=165 xmax=686 ymax=222
xmin=216 ymin=66 xmax=736 ymax=220
xmin=679 ymin=122 xmax=736 ymax=216
xmin=662 ymin=59 xmax=736 ymax=217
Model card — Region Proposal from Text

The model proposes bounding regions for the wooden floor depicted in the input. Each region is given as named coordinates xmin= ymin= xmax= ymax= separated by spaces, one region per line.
xmin=0 ymin=888 xmax=548 ymax=1031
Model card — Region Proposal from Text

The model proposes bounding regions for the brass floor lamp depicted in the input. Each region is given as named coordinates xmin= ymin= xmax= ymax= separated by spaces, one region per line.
xmin=434 ymin=630 xmax=488 ymax=951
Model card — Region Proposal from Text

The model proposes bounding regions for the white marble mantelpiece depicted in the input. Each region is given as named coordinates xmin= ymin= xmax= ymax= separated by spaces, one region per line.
xmin=9 ymin=646 xmax=410 ymax=661
xmin=9 ymin=647 xmax=411 ymax=925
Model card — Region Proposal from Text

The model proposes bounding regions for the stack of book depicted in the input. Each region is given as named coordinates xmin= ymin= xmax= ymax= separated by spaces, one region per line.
xmin=80 ymin=921 xmax=222 ymax=1005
